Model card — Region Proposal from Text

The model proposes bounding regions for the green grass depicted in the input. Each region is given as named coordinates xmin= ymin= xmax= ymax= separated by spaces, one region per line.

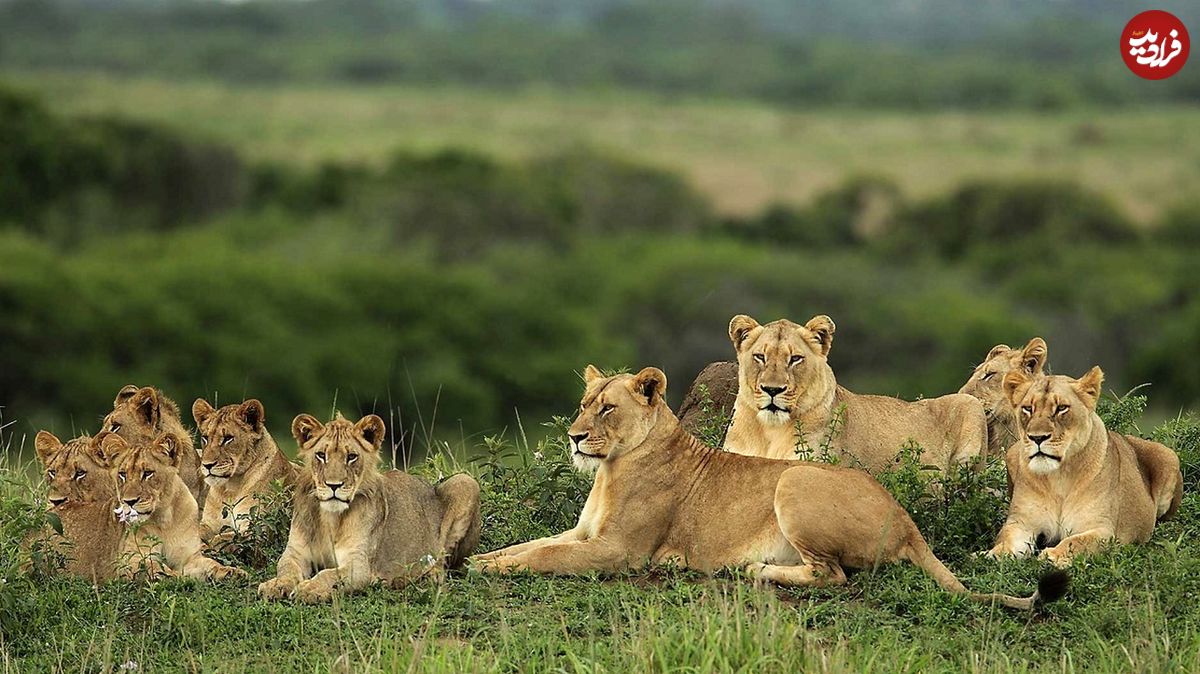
xmin=5 ymin=70 xmax=1200 ymax=222
xmin=4 ymin=397 xmax=1200 ymax=673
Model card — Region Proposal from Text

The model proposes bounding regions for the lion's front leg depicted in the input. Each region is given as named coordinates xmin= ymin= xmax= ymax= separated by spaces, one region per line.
xmin=475 ymin=539 xmax=636 ymax=575
xmin=1039 ymin=528 xmax=1113 ymax=568
xmin=984 ymin=522 xmax=1037 ymax=559
xmin=470 ymin=529 xmax=581 ymax=563
xmin=259 ymin=538 xmax=313 ymax=600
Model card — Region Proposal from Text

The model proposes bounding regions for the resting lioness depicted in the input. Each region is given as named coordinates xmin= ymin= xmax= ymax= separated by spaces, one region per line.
xmin=959 ymin=338 xmax=1048 ymax=458
xmin=987 ymin=367 xmax=1182 ymax=567
xmin=258 ymin=413 xmax=481 ymax=603
xmin=192 ymin=397 xmax=297 ymax=543
xmin=473 ymin=366 xmax=1065 ymax=610
xmin=724 ymin=315 xmax=987 ymax=472
xmin=105 ymin=432 xmax=245 ymax=581
xmin=103 ymin=385 xmax=205 ymax=505
xmin=27 ymin=432 xmax=124 ymax=582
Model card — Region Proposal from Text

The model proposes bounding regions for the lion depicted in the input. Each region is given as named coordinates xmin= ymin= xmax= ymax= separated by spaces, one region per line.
xmin=723 ymin=315 xmax=987 ymax=472
xmin=103 ymin=385 xmax=205 ymax=505
xmin=987 ymin=366 xmax=1182 ymax=567
xmin=192 ymin=398 xmax=297 ymax=543
xmin=472 ymin=366 xmax=1066 ymax=610
xmin=959 ymin=338 xmax=1048 ymax=458
xmin=104 ymin=432 xmax=246 ymax=581
xmin=257 ymin=413 xmax=481 ymax=603
xmin=27 ymin=432 xmax=124 ymax=582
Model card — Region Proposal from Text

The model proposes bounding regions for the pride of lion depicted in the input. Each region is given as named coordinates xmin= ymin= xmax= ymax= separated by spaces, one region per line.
xmin=26 ymin=311 xmax=1185 ymax=611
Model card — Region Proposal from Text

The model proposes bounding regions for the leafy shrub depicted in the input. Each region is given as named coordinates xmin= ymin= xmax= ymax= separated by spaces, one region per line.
xmin=206 ymin=480 xmax=294 ymax=571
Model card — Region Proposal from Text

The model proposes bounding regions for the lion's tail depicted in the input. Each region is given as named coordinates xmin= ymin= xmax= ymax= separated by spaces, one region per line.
xmin=902 ymin=534 xmax=1068 ymax=610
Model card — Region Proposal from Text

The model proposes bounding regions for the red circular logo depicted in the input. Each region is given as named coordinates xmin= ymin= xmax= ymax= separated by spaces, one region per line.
xmin=1122 ymin=10 xmax=1189 ymax=80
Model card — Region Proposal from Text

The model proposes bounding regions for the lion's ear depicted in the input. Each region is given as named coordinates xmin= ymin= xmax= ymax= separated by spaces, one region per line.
xmin=97 ymin=432 xmax=130 ymax=466
xmin=192 ymin=398 xmax=215 ymax=427
xmin=728 ymin=315 xmax=760 ymax=352
xmin=239 ymin=399 xmax=265 ymax=432
xmin=804 ymin=315 xmax=836 ymax=356
xmin=114 ymin=384 xmax=140 ymax=408
xmin=35 ymin=431 xmax=62 ymax=465
xmin=986 ymin=344 xmax=1011 ymax=361
xmin=355 ymin=415 xmax=386 ymax=451
xmin=583 ymin=365 xmax=604 ymax=385
xmin=1021 ymin=337 xmax=1048 ymax=375
xmin=1073 ymin=366 xmax=1104 ymax=410
xmin=292 ymin=414 xmax=323 ymax=446
xmin=151 ymin=432 xmax=183 ymax=467
xmin=129 ymin=387 xmax=161 ymax=427
xmin=1002 ymin=370 xmax=1032 ymax=408
xmin=630 ymin=367 xmax=667 ymax=406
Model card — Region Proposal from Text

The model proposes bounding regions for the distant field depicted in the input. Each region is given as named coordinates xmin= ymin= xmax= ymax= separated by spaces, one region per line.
xmin=7 ymin=71 xmax=1200 ymax=221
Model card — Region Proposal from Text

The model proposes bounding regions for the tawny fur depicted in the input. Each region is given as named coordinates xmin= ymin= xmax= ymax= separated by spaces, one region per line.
xmin=474 ymin=366 xmax=1053 ymax=610
xmin=723 ymin=315 xmax=986 ymax=472
xmin=258 ymin=413 xmax=481 ymax=604
xmin=193 ymin=398 xmax=297 ymax=543
xmin=959 ymin=338 xmax=1048 ymax=459
xmin=103 ymin=385 xmax=205 ymax=506
xmin=987 ymin=367 xmax=1183 ymax=567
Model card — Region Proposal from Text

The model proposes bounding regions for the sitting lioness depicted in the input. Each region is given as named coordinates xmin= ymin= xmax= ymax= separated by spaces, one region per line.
xmin=103 ymin=385 xmax=205 ymax=505
xmin=27 ymin=432 xmax=124 ymax=582
xmin=987 ymin=366 xmax=1182 ymax=567
xmin=724 ymin=315 xmax=987 ymax=472
xmin=258 ymin=413 xmax=481 ymax=603
xmin=958 ymin=338 xmax=1048 ymax=458
xmin=473 ymin=366 xmax=1065 ymax=610
xmin=105 ymin=432 xmax=246 ymax=581
xmin=192 ymin=397 xmax=297 ymax=542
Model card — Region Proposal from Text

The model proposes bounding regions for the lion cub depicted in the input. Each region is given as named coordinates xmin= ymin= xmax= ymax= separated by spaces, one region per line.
xmin=103 ymin=385 xmax=205 ymax=505
xmin=987 ymin=367 xmax=1182 ymax=567
xmin=28 ymin=432 xmax=124 ymax=582
xmin=192 ymin=398 xmax=297 ymax=543
xmin=959 ymin=338 xmax=1048 ymax=458
xmin=474 ymin=366 xmax=1064 ymax=610
xmin=723 ymin=315 xmax=987 ymax=472
xmin=104 ymin=432 xmax=246 ymax=581
xmin=258 ymin=413 xmax=481 ymax=603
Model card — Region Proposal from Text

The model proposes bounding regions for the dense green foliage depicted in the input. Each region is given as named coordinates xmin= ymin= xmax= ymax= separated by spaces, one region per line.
xmin=1 ymin=0 xmax=1197 ymax=109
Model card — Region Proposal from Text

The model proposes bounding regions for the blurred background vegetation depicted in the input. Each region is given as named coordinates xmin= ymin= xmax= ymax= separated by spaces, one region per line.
xmin=1 ymin=0 xmax=1198 ymax=454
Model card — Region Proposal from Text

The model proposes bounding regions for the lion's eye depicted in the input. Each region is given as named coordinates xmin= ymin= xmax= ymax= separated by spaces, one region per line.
xmin=74 ymin=469 xmax=87 ymax=481
xmin=315 ymin=452 xmax=327 ymax=464
xmin=1021 ymin=405 xmax=1033 ymax=416
xmin=752 ymin=354 xmax=766 ymax=364
xmin=109 ymin=422 xmax=121 ymax=432
xmin=142 ymin=470 xmax=154 ymax=480
xmin=221 ymin=435 xmax=234 ymax=446
xmin=117 ymin=472 xmax=127 ymax=482
xmin=1055 ymin=404 xmax=1070 ymax=416
xmin=600 ymin=404 xmax=616 ymax=415
xmin=981 ymin=371 xmax=995 ymax=381
xmin=347 ymin=453 xmax=358 ymax=464
xmin=788 ymin=355 xmax=804 ymax=366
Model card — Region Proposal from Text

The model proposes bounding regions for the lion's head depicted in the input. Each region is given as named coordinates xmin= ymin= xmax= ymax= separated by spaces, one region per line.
xmin=102 ymin=385 xmax=175 ymax=445
xmin=567 ymin=365 xmax=668 ymax=472
xmin=291 ymin=413 xmax=385 ymax=513
xmin=728 ymin=314 xmax=835 ymax=426
xmin=193 ymin=398 xmax=267 ymax=486
xmin=35 ymin=432 xmax=115 ymax=510
xmin=107 ymin=432 xmax=187 ymax=517
xmin=1003 ymin=366 xmax=1104 ymax=475
xmin=959 ymin=337 xmax=1048 ymax=416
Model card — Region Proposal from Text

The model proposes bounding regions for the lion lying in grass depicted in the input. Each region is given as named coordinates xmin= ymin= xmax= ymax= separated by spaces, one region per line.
xmin=987 ymin=366 xmax=1182 ymax=567
xmin=473 ymin=366 xmax=1066 ymax=610
xmin=103 ymin=385 xmax=206 ymax=506
xmin=258 ymin=413 xmax=481 ymax=603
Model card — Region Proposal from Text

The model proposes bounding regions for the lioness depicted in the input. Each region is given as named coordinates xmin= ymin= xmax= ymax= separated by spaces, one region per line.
xmin=27 ymin=432 xmax=124 ymax=582
xmin=959 ymin=338 xmax=1048 ymax=458
xmin=192 ymin=397 xmax=297 ymax=542
xmin=103 ymin=385 xmax=205 ymax=505
xmin=987 ymin=366 xmax=1183 ymax=567
xmin=105 ymin=432 xmax=246 ymax=581
xmin=258 ymin=413 xmax=481 ymax=603
xmin=473 ymin=366 xmax=1065 ymax=610
xmin=724 ymin=315 xmax=986 ymax=472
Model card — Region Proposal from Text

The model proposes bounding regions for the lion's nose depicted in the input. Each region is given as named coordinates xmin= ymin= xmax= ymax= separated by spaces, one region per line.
xmin=202 ymin=462 xmax=216 ymax=470
xmin=761 ymin=385 xmax=787 ymax=397
xmin=324 ymin=481 xmax=344 ymax=490
xmin=1028 ymin=433 xmax=1051 ymax=446
xmin=569 ymin=433 xmax=589 ymax=446
xmin=123 ymin=498 xmax=139 ymax=507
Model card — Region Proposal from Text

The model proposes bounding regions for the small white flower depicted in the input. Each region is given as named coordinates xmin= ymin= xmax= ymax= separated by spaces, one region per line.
xmin=420 ymin=554 xmax=436 ymax=567
xmin=119 ymin=661 xmax=139 ymax=671
xmin=533 ymin=451 xmax=544 ymax=461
